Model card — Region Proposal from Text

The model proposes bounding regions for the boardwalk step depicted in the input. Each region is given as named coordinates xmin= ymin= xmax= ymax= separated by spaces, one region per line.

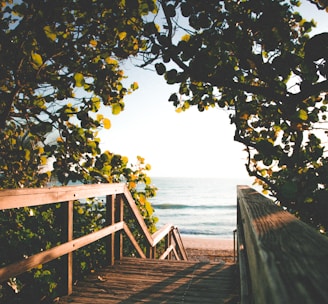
xmin=58 ymin=258 xmax=239 ymax=304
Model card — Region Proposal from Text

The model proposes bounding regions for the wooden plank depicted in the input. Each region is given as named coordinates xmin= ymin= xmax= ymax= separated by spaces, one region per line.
xmin=172 ymin=245 xmax=180 ymax=261
xmin=123 ymin=223 xmax=146 ymax=258
xmin=172 ymin=227 xmax=188 ymax=260
xmin=237 ymin=222 xmax=250 ymax=304
xmin=123 ymin=188 xmax=153 ymax=246
xmin=151 ymin=223 xmax=172 ymax=246
xmin=159 ymin=244 xmax=174 ymax=259
xmin=237 ymin=185 xmax=328 ymax=304
xmin=0 ymin=222 xmax=124 ymax=283
xmin=58 ymin=258 xmax=239 ymax=304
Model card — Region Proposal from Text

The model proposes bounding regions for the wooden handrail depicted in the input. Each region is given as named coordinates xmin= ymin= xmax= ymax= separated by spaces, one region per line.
xmin=152 ymin=223 xmax=173 ymax=246
xmin=237 ymin=185 xmax=328 ymax=304
xmin=0 ymin=183 xmax=188 ymax=295
xmin=0 ymin=222 xmax=125 ymax=282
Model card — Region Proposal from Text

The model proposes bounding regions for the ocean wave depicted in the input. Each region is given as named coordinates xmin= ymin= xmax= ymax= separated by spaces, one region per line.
xmin=153 ymin=204 xmax=236 ymax=210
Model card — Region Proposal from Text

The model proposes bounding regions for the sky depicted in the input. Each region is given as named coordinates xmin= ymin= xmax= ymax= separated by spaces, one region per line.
xmin=99 ymin=2 xmax=328 ymax=180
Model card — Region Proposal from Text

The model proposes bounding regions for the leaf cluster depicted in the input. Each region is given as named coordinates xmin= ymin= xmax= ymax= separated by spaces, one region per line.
xmin=143 ymin=0 xmax=328 ymax=233
xmin=0 ymin=0 xmax=158 ymax=186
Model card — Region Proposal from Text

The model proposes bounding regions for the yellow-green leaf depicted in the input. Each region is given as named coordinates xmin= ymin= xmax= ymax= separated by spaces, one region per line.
xmin=183 ymin=101 xmax=190 ymax=110
xmin=43 ymin=25 xmax=56 ymax=41
xmin=103 ymin=118 xmax=111 ymax=129
xmin=129 ymin=181 xmax=137 ymax=189
xmin=139 ymin=194 xmax=146 ymax=204
xmin=121 ymin=156 xmax=128 ymax=164
xmin=91 ymin=96 xmax=101 ymax=112
xmin=90 ymin=39 xmax=97 ymax=47
xmin=41 ymin=156 xmax=48 ymax=165
xmin=74 ymin=73 xmax=84 ymax=87
xmin=298 ymin=109 xmax=308 ymax=121
xmin=118 ymin=32 xmax=127 ymax=40
xmin=112 ymin=104 xmax=121 ymax=115
xmin=105 ymin=57 xmax=118 ymax=65
xmin=96 ymin=114 xmax=104 ymax=121
xmin=137 ymin=155 xmax=145 ymax=163
xmin=31 ymin=51 xmax=43 ymax=67
xmin=155 ymin=23 xmax=160 ymax=32
xmin=181 ymin=34 xmax=190 ymax=42
xmin=145 ymin=176 xmax=151 ymax=185
xmin=24 ymin=149 xmax=30 ymax=161
xmin=145 ymin=201 xmax=153 ymax=215
xmin=131 ymin=82 xmax=139 ymax=90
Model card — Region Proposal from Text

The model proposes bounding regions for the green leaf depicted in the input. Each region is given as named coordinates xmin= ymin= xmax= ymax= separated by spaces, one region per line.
xmin=145 ymin=201 xmax=153 ymax=215
xmin=155 ymin=63 xmax=166 ymax=75
xmin=145 ymin=176 xmax=151 ymax=184
xmin=43 ymin=26 xmax=57 ymax=41
xmin=74 ymin=73 xmax=85 ymax=87
xmin=298 ymin=109 xmax=308 ymax=121
xmin=91 ymin=96 xmax=101 ymax=112
xmin=112 ymin=104 xmax=121 ymax=115
xmin=281 ymin=182 xmax=298 ymax=200
xmin=31 ymin=51 xmax=43 ymax=67
xmin=130 ymin=82 xmax=139 ymax=90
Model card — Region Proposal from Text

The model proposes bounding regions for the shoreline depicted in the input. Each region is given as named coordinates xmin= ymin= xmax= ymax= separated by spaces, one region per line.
xmin=181 ymin=236 xmax=236 ymax=263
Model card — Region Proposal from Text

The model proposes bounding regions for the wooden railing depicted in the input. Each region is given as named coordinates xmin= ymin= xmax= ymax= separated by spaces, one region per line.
xmin=0 ymin=183 xmax=188 ymax=295
xmin=237 ymin=185 xmax=328 ymax=304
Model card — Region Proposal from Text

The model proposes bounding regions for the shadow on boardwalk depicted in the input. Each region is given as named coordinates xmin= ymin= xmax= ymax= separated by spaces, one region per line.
xmin=58 ymin=258 xmax=240 ymax=304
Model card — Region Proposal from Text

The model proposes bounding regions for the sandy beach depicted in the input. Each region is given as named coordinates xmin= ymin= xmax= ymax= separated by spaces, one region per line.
xmin=182 ymin=236 xmax=234 ymax=250
xmin=181 ymin=236 xmax=236 ymax=263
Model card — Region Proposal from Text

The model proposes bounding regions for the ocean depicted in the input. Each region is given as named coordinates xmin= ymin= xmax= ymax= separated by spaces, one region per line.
xmin=150 ymin=177 xmax=253 ymax=240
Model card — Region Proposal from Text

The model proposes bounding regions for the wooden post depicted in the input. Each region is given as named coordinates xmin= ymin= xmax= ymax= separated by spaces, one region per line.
xmin=114 ymin=194 xmax=124 ymax=260
xmin=166 ymin=231 xmax=172 ymax=260
xmin=106 ymin=194 xmax=115 ymax=265
xmin=57 ymin=200 xmax=73 ymax=295
xmin=67 ymin=200 xmax=73 ymax=295
xmin=147 ymin=246 xmax=154 ymax=259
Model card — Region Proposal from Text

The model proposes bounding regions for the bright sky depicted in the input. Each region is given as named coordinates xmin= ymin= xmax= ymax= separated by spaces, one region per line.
xmin=99 ymin=2 xmax=327 ymax=179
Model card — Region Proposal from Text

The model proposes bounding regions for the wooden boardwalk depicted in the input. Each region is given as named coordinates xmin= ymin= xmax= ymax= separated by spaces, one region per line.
xmin=58 ymin=258 xmax=240 ymax=303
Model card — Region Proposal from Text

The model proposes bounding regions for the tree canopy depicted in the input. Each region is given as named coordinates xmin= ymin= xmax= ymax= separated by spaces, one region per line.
xmin=0 ymin=0 xmax=158 ymax=187
xmin=0 ymin=1 xmax=158 ymax=301
xmin=1 ymin=0 xmax=327 ymax=230
xmin=1 ymin=0 xmax=328 ymax=301
xmin=141 ymin=0 xmax=328 ymax=233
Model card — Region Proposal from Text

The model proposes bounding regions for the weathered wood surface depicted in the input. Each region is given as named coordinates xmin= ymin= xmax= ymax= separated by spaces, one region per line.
xmin=58 ymin=258 xmax=239 ymax=303
xmin=237 ymin=185 xmax=328 ymax=304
